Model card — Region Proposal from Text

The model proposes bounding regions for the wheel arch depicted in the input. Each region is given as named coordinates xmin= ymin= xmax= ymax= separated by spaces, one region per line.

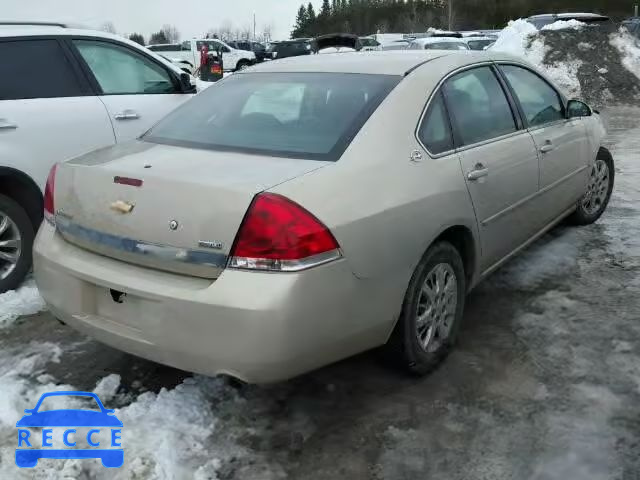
xmin=597 ymin=146 xmax=613 ymax=162
xmin=431 ymin=224 xmax=478 ymax=290
xmin=0 ymin=167 xmax=43 ymax=230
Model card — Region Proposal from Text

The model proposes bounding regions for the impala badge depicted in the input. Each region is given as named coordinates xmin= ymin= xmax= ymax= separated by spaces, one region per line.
xmin=110 ymin=200 xmax=135 ymax=214
xmin=198 ymin=240 xmax=224 ymax=250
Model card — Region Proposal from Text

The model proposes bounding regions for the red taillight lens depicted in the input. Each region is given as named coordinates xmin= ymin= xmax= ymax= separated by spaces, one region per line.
xmin=229 ymin=193 xmax=341 ymax=271
xmin=43 ymin=164 xmax=58 ymax=224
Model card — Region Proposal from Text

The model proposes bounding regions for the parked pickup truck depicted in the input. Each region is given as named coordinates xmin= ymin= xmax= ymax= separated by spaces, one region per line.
xmin=148 ymin=39 xmax=256 ymax=72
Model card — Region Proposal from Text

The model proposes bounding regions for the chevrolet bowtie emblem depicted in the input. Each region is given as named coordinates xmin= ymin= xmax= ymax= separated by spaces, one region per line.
xmin=110 ymin=200 xmax=135 ymax=214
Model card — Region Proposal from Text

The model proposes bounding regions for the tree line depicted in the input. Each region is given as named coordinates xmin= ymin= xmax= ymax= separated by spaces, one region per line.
xmin=291 ymin=0 xmax=638 ymax=38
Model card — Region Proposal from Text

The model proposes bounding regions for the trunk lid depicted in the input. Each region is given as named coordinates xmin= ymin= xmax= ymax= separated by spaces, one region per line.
xmin=55 ymin=141 xmax=329 ymax=279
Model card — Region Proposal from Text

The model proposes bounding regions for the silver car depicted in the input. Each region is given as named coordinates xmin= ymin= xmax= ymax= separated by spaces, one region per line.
xmin=34 ymin=51 xmax=614 ymax=383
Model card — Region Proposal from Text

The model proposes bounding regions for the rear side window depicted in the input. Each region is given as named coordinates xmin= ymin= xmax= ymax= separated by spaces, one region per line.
xmin=500 ymin=65 xmax=565 ymax=127
xmin=443 ymin=66 xmax=517 ymax=146
xmin=145 ymin=72 xmax=400 ymax=161
xmin=0 ymin=39 xmax=83 ymax=100
xmin=418 ymin=92 xmax=453 ymax=154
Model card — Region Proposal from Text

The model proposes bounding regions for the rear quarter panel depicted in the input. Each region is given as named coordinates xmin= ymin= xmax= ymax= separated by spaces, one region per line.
xmin=272 ymin=60 xmax=480 ymax=328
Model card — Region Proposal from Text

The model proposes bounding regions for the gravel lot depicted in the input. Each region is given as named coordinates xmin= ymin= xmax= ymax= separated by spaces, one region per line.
xmin=1 ymin=107 xmax=638 ymax=480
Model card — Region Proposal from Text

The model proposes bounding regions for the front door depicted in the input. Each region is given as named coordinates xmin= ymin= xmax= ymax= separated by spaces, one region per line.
xmin=71 ymin=38 xmax=191 ymax=142
xmin=499 ymin=64 xmax=591 ymax=223
xmin=442 ymin=66 xmax=541 ymax=270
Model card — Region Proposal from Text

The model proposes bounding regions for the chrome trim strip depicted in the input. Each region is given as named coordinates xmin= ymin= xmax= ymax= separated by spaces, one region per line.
xmin=482 ymin=165 xmax=588 ymax=226
xmin=56 ymin=216 xmax=228 ymax=277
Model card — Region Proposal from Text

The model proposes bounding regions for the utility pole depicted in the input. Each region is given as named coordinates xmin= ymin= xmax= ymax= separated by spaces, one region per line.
xmin=253 ymin=13 xmax=256 ymax=40
xmin=448 ymin=0 xmax=453 ymax=30
xmin=635 ymin=4 xmax=639 ymax=17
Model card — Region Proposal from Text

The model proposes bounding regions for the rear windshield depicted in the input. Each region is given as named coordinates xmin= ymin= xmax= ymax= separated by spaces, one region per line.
xmin=144 ymin=72 xmax=400 ymax=161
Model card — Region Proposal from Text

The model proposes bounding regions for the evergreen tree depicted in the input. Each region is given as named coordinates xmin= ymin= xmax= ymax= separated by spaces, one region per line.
xmin=292 ymin=4 xmax=309 ymax=38
xmin=320 ymin=0 xmax=331 ymax=18
xmin=128 ymin=33 xmax=145 ymax=46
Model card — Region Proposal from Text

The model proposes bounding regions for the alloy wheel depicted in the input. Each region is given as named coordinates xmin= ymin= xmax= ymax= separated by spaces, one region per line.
xmin=582 ymin=159 xmax=610 ymax=216
xmin=415 ymin=263 xmax=458 ymax=353
xmin=0 ymin=211 xmax=21 ymax=281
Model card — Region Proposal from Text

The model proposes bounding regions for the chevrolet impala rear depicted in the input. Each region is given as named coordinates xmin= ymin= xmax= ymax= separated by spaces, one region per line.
xmin=33 ymin=67 xmax=408 ymax=383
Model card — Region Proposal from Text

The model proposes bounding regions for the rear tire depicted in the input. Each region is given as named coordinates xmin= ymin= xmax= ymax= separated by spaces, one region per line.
xmin=385 ymin=242 xmax=466 ymax=376
xmin=0 ymin=194 xmax=34 ymax=293
xmin=568 ymin=150 xmax=615 ymax=225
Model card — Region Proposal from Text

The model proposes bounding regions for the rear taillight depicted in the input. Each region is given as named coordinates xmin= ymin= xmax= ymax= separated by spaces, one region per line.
xmin=43 ymin=164 xmax=58 ymax=225
xmin=229 ymin=193 xmax=341 ymax=272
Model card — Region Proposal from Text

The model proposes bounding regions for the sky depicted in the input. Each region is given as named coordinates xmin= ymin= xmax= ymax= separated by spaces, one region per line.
xmin=1 ymin=0 xmax=319 ymax=41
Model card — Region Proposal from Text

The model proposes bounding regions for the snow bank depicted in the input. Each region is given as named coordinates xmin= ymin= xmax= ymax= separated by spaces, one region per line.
xmin=0 ymin=279 xmax=46 ymax=328
xmin=610 ymin=29 xmax=640 ymax=82
xmin=0 ymin=338 xmax=245 ymax=479
xmin=490 ymin=20 xmax=640 ymax=106
xmin=490 ymin=19 xmax=581 ymax=98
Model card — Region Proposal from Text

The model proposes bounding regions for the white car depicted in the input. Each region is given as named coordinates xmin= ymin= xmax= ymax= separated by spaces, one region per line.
xmin=148 ymin=39 xmax=256 ymax=72
xmin=408 ymin=37 xmax=470 ymax=51
xmin=462 ymin=36 xmax=496 ymax=51
xmin=0 ymin=21 xmax=196 ymax=292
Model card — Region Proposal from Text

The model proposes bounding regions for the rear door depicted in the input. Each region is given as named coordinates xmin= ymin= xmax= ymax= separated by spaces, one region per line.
xmin=69 ymin=38 xmax=192 ymax=143
xmin=442 ymin=65 xmax=541 ymax=270
xmin=0 ymin=37 xmax=115 ymax=189
xmin=499 ymin=64 xmax=591 ymax=222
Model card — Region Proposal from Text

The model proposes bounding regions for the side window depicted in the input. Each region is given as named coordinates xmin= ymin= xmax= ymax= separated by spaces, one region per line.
xmin=0 ymin=39 xmax=83 ymax=100
xmin=418 ymin=92 xmax=454 ymax=154
xmin=443 ymin=66 xmax=517 ymax=146
xmin=500 ymin=65 xmax=565 ymax=127
xmin=74 ymin=40 xmax=176 ymax=95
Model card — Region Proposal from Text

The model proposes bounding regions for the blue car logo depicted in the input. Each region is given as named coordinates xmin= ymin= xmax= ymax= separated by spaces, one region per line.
xmin=16 ymin=391 xmax=123 ymax=468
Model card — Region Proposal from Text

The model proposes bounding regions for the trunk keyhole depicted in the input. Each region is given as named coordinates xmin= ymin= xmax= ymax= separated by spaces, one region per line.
xmin=110 ymin=289 xmax=126 ymax=304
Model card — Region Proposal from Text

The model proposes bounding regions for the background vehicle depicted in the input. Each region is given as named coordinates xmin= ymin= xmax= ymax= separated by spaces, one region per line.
xmin=381 ymin=39 xmax=411 ymax=50
xmin=267 ymin=39 xmax=312 ymax=59
xmin=159 ymin=55 xmax=195 ymax=74
xmin=35 ymin=51 xmax=612 ymax=383
xmin=527 ymin=13 xmax=611 ymax=29
xmin=359 ymin=36 xmax=381 ymax=51
xmin=409 ymin=37 xmax=470 ymax=50
xmin=462 ymin=36 xmax=496 ymax=50
xmin=0 ymin=21 xmax=195 ymax=293
xmin=227 ymin=40 xmax=269 ymax=62
xmin=148 ymin=38 xmax=255 ymax=71
xmin=622 ymin=17 xmax=640 ymax=39
xmin=312 ymin=33 xmax=361 ymax=53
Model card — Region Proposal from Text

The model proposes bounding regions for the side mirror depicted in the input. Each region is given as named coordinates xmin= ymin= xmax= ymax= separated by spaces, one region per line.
xmin=567 ymin=99 xmax=592 ymax=118
xmin=179 ymin=72 xmax=196 ymax=93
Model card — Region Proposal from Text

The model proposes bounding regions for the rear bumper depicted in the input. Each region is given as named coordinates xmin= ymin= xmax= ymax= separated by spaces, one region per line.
xmin=34 ymin=224 xmax=391 ymax=383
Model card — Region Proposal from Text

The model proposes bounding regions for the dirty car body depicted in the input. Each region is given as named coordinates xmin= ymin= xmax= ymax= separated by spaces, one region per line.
xmin=34 ymin=51 xmax=611 ymax=383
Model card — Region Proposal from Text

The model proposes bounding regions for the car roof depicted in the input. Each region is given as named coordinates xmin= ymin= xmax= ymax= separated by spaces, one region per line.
xmin=528 ymin=12 xmax=609 ymax=20
xmin=243 ymin=50 xmax=525 ymax=76
xmin=413 ymin=37 xmax=466 ymax=44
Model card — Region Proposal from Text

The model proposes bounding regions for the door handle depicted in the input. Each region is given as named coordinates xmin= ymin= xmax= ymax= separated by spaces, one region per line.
xmin=540 ymin=141 xmax=554 ymax=154
xmin=114 ymin=110 xmax=140 ymax=121
xmin=467 ymin=164 xmax=489 ymax=181
xmin=0 ymin=119 xmax=18 ymax=130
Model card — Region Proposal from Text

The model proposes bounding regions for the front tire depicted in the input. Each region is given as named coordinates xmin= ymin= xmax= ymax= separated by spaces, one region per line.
xmin=0 ymin=194 xmax=34 ymax=293
xmin=235 ymin=60 xmax=250 ymax=71
xmin=569 ymin=150 xmax=615 ymax=225
xmin=385 ymin=242 xmax=466 ymax=376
